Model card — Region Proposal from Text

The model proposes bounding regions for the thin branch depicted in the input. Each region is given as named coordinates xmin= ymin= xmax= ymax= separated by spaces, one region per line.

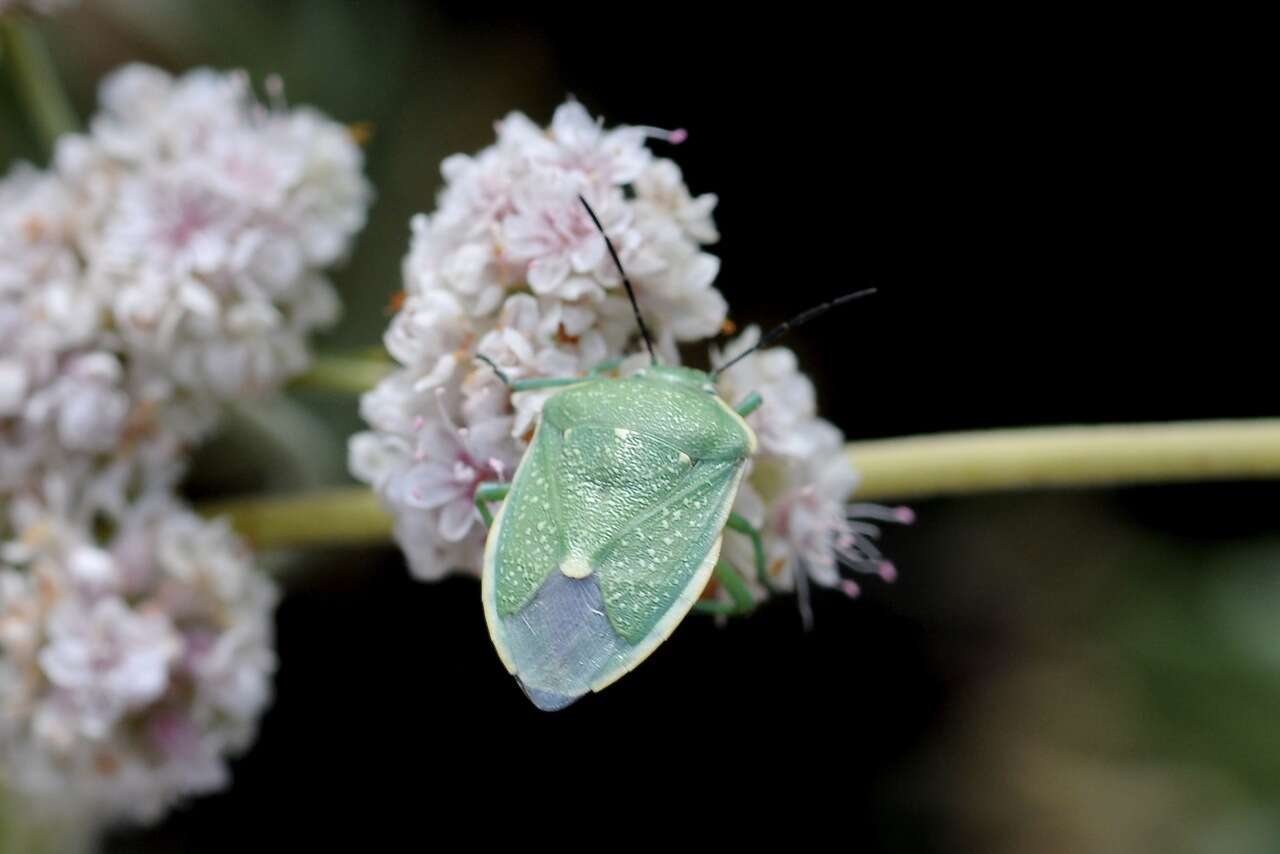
xmin=202 ymin=419 xmax=1280 ymax=551
xmin=290 ymin=355 xmax=391 ymax=395
xmin=846 ymin=419 xmax=1280 ymax=501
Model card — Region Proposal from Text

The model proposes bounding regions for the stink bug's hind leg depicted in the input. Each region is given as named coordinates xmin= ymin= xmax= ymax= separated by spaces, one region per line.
xmin=727 ymin=511 xmax=776 ymax=594
xmin=474 ymin=481 xmax=510 ymax=528
xmin=694 ymin=560 xmax=757 ymax=616
xmin=735 ymin=392 xmax=762 ymax=417
xmin=475 ymin=354 xmax=588 ymax=392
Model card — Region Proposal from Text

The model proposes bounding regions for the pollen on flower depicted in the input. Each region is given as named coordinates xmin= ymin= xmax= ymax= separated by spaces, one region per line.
xmin=348 ymin=121 xmax=376 ymax=146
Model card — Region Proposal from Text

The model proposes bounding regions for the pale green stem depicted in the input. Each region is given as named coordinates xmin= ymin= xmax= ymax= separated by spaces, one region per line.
xmin=203 ymin=419 xmax=1280 ymax=551
xmin=0 ymin=17 xmax=78 ymax=155
xmin=290 ymin=355 xmax=391 ymax=395
xmin=846 ymin=419 xmax=1280 ymax=501
xmin=203 ymin=487 xmax=390 ymax=550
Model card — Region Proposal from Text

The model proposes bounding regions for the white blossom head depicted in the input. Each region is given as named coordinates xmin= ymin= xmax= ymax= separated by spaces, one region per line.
xmin=352 ymin=98 xmax=726 ymax=579
xmin=56 ymin=64 xmax=372 ymax=399
xmin=0 ymin=496 xmax=277 ymax=826
xmin=1 ymin=162 xmax=216 ymax=507
xmin=715 ymin=328 xmax=912 ymax=623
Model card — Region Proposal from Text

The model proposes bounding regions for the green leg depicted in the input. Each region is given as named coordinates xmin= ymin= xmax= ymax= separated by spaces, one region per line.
xmin=726 ymin=511 xmax=776 ymax=593
xmin=475 ymin=354 xmax=587 ymax=392
xmin=510 ymin=376 xmax=587 ymax=392
xmin=694 ymin=560 xmax=756 ymax=616
xmin=474 ymin=482 xmax=510 ymax=528
xmin=736 ymin=392 xmax=762 ymax=417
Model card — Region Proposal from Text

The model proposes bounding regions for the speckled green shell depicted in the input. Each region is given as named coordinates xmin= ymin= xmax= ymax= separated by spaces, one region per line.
xmin=481 ymin=367 xmax=756 ymax=709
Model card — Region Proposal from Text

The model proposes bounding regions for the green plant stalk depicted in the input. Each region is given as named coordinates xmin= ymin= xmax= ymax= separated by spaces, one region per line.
xmin=846 ymin=419 xmax=1280 ymax=501
xmin=203 ymin=487 xmax=390 ymax=550
xmin=202 ymin=419 xmax=1280 ymax=551
xmin=0 ymin=17 xmax=78 ymax=155
xmin=291 ymin=355 xmax=391 ymax=395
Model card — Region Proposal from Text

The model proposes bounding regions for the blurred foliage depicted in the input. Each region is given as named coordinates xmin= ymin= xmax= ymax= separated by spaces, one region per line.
xmin=903 ymin=496 xmax=1280 ymax=853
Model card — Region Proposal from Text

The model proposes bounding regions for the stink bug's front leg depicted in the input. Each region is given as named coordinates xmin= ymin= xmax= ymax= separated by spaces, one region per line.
xmin=726 ymin=511 xmax=777 ymax=594
xmin=694 ymin=560 xmax=757 ymax=616
xmin=735 ymin=392 xmax=763 ymax=417
xmin=475 ymin=355 xmax=587 ymax=393
xmin=474 ymin=481 xmax=510 ymax=528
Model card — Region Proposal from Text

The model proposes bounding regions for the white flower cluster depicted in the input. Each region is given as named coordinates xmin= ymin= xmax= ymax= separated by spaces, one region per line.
xmin=1 ymin=63 xmax=369 ymax=826
xmin=714 ymin=329 xmax=913 ymax=624
xmin=59 ymin=64 xmax=369 ymax=398
xmin=1 ymin=162 xmax=206 ymax=507
xmin=350 ymin=100 xmax=726 ymax=580
xmin=350 ymin=99 xmax=905 ymax=615
xmin=0 ymin=489 xmax=276 ymax=825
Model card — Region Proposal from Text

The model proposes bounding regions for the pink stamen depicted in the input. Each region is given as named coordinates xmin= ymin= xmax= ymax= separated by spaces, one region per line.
xmin=878 ymin=562 xmax=898 ymax=583
xmin=894 ymin=506 xmax=916 ymax=525
xmin=637 ymin=125 xmax=688 ymax=145
xmin=840 ymin=580 xmax=861 ymax=599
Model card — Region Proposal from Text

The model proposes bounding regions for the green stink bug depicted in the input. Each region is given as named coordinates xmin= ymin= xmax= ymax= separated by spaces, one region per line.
xmin=475 ymin=197 xmax=872 ymax=711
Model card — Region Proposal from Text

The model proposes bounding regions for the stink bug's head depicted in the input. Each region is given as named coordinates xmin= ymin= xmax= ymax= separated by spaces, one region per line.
xmin=638 ymin=364 xmax=718 ymax=394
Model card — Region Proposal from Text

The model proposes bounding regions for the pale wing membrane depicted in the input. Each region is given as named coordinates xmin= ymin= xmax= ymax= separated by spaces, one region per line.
xmin=593 ymin=460 xmax=739 ymax=644
xmin=499 ymin=571 xmax=626 ymax=711
xmin=491 ymin=425 xmax=726 ymax=710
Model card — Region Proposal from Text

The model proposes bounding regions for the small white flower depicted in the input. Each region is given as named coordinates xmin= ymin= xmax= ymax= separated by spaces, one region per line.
xmin=384 ymin=288 xmax=471 ymax=387
xmin=512 ymin=100 xmax=652 ymax=186
xmin=715 ymin=327 xmax=824 ymax=458
xmin=501 ymin=174 xmax=623 ymax=301
xmin=39 ymin=596 xmax=181 ymax=741
xmin=0 ymin=359 xmax=28 ymax=416
xmin=386 ymin=390 xmax=518 ymax=546
xmin=635 ymin=158 xmax=720 ymax=244
xmin=25 ymin=352 xmax=132 ymax=454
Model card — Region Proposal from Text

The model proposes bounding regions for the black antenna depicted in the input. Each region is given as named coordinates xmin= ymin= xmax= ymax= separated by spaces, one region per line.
xmin=713 ymin=288 xmax=877 ymax=377
xmin=578 ymin=194 xmax=657 ymax=365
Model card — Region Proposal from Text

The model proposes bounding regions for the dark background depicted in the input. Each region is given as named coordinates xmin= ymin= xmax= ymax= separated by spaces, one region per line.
xmin=3 ymin=2 xmax=1274 ymax=851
